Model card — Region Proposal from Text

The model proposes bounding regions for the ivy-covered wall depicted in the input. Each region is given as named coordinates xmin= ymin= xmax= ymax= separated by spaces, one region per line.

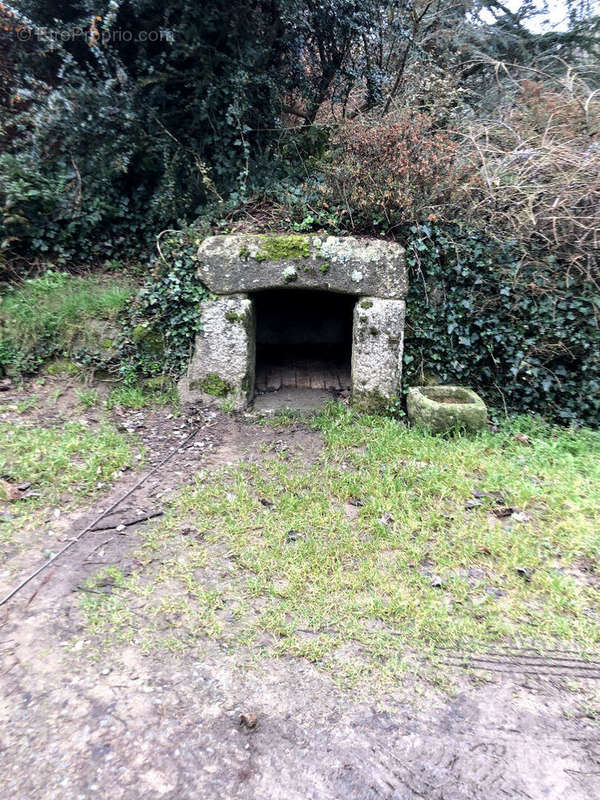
xmin=402 ymin=225 xmax=599 ymax=427
xmin=118 ymin=223 xmax=599 ymax=427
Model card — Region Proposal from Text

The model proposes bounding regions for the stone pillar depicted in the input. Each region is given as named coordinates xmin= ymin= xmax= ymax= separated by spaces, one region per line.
xmin=351 ymin=297 xmax=405 ymax=412
xmin=178 ymin=293 xmax=255 ymax=410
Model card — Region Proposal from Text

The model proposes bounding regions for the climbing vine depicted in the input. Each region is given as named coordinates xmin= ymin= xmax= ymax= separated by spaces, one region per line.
xmin=119 ymin=228 xmax=207 ymax=382
xmin=402 ymin=225 xmax=600 ymax=427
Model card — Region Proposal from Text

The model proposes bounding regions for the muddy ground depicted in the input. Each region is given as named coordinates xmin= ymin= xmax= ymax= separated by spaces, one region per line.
xmin=1 ymin=378 xmax=599 ymax=799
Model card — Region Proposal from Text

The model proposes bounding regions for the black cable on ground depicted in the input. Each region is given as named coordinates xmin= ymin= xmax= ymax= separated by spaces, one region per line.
xmin=0 ymin=424 xmax=203 ymax=607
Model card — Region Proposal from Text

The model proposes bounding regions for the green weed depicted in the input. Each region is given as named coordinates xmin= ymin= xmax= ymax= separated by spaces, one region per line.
xmin=81 ymin=405 xmax=600 ymax=686
xmin=75 ymin=388 xmax=99 ymax=409
xmin=105 ymin=382 xmax=177 ymax=410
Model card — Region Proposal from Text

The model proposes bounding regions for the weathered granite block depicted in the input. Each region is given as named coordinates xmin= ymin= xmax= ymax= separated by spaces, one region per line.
xmin=351 ymin=297 xmax=405 ymax=412
xmin=178 ymin=294 xmax=255 ymax=409
xmin=196 ymin=234 xmax=406 ymax=299
xmin=179 ymin=234 xmax=408 ymax=411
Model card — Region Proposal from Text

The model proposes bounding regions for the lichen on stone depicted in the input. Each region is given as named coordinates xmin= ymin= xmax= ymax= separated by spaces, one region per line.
xmin=283 ymin=266 xmax=298 ymax=283
xmin=406 ymin=386 xmax=487 ymax=433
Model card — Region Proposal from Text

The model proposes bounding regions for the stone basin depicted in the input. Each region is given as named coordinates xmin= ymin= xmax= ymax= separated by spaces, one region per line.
xmin=407 ymin=386 xmax=487 ymax=433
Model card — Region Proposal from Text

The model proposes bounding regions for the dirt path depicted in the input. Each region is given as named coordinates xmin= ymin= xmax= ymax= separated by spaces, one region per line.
xmin=1 ymin=394 xmax=599 ymax=799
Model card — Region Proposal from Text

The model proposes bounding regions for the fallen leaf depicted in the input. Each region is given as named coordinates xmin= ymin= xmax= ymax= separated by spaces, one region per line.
xmin=1 ymin=479 xmax=24 ymax=501
xmin=516 ymin=566 xmax=534 ymax=582
xmin=240 ymin=712 xmax=257 ymax=730
xmin=472 ymin=489 xmax=505 ymax=505
xmin=464 ymin=498 xmax=483 ymax=510
xmin=493 ymin=506 xmax=516 ymax=519
xmin=347 ymin=497 xmax=365 ymax=507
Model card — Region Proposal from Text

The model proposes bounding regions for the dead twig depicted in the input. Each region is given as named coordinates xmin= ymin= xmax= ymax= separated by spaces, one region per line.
xmin=84 ymin=538 xmax=114 ymax=560
xmin=89 ymin=510 xmax=163 ymax=533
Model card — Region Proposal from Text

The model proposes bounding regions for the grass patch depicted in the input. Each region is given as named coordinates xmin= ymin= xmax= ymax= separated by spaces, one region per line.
xmin=105 ymin=381 xmax=178 ymax=410
xmin=0 ymin=419 xmax=142 ymax=548
xmin=75 ymin=388 xmax=100 ymax=409
xmin=81 ymin=405 xmax=600 ymax=685
xmin=0 ymin=420 xmax=139 ymax=503
xmin=0 ymin=270 xmax=133 ymax=374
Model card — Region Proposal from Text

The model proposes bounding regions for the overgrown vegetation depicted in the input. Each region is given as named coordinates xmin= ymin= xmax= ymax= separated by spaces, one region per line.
xmin=402 ymin=224 xmax=600 ymax=426
xmin=0 ymin=271 xmax=133 ymax=375
xmin=118 ymin=228 xmax=207 ymax=381
xmin=0 ymin=1 xmax=598 ymax=425
xmin=81 ymin=405 xmax=600 ymax=685
xmin=322 ymin=114 xmax=462 ymax=231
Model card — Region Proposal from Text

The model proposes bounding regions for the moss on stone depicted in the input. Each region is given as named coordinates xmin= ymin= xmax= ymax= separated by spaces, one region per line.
xmin=132 ymin=324 xmax=164 ymax=357
xmin=238 ymin=246 xmax=251 ymax=260
xmin=369 ymin=326 xmax=379 ymax=336
xmin=132 ymin=324 xmax=150 ymax=343
xmin=193 ymin=373 xmax=232 ymax=397
xmin=142 ymin=375 xmax=169 ymax=391
xmin=225 ymin=311 xmax=244 ymax=323
xmin=254 ymin=234 xmax=310 ymax=262
xmin=352 ymin=389 xmax=391 ymax=415
xmin=319 ymin=262 xmax=330 ymax=274
xmin=360 ymin=300 xmax=373 ymax=309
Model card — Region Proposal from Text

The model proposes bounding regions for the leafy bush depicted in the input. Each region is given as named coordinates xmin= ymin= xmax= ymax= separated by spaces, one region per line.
xmin=0 ymin=271 xmax=133 ymax=374
xmin=403 ymin=225 xmax=600 ymax=427
xmin=320 ymin=114 xmax=462 ymax=232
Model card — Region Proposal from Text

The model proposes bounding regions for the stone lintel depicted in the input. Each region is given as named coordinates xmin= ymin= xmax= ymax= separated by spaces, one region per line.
xmin=196 ymin=234 xmax=406 ymax=300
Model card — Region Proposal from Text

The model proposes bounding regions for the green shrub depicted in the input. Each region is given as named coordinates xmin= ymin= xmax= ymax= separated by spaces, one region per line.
xmin=118 ymin=228 xmax=207 ymax=381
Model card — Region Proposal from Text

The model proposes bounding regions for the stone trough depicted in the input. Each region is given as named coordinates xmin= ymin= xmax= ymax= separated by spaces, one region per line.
xmin=178 ymin=234 xmax=407 ymax=412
